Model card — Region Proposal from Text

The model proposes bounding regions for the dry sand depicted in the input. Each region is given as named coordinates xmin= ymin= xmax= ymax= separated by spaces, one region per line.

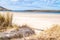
xmin=0 ymin=11 xmax=60 ymax=34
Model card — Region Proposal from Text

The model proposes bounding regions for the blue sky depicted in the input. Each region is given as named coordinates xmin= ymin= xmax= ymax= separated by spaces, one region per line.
xmin=0 ymin=0 xmax=60 ymax=10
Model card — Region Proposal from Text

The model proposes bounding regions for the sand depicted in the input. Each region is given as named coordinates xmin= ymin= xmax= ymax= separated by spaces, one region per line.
xmin=0 ymin=11 xmax=60 ymax=34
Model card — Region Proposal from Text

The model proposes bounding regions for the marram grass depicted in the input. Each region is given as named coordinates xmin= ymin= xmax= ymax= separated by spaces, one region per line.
xmin=0 ymin=12 xmax=18 ymax=32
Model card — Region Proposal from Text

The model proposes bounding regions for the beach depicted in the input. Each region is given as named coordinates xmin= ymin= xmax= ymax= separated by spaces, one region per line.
xmin=0 ymin=11 xmax=60 ymax=34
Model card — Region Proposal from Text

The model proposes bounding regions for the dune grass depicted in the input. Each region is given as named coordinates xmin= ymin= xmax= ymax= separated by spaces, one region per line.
xmin=35 ymin=25 xmax=60 ymax=40
xmin=0 ymin=12 xmax=16 ymax=32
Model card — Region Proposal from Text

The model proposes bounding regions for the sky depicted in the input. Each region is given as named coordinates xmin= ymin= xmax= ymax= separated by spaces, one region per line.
xmin=0 ymin=0 xmax=60 ymax=10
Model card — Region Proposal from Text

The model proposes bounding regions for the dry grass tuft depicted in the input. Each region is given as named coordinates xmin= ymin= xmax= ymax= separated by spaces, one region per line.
xmin=0 ymin=12 xmax=15 ymax=32
xmin=37 ymin=25 xmax=60 ymax=40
